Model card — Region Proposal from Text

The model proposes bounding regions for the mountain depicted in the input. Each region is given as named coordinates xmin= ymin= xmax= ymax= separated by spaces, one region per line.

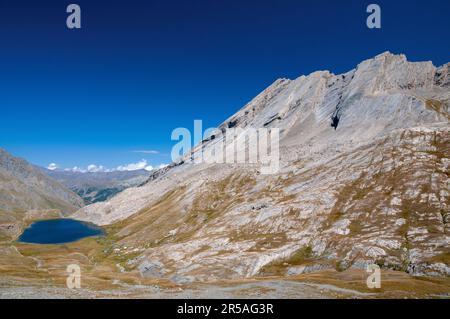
xmin=42 ymin=169 xmax=150 ymax=204
xmin=0 ymin=148 xmax=84 ymax=239
xmin=73 ymin=52 xmax=450 ymax=280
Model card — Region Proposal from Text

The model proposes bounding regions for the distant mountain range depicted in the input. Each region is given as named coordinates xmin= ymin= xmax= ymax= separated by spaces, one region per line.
xmin=0 ymin=148 xmax=151 ymax=239
xmin=40 ymin=168 xmax=150 ymax=204
xmin=0 ymin=148 xmax=84 ymax=214
xmin=0 ymin=148 xmax=84 ymax=239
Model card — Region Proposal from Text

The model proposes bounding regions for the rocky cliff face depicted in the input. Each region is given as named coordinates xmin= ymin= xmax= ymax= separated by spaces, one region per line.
xmin=73 ymin=52 xmax=449 ymax=280
xmin=0 ymin=149 xmax=84 ymax=239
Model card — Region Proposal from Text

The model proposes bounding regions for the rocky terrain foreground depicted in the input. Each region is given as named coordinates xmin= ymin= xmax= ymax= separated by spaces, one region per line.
xmin=0 ymin=52 xmax=449 ymax=298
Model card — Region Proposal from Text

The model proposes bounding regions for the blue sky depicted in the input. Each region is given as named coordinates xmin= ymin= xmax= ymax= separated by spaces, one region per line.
xmin=0 ymin=0 xmax=449 ymax=171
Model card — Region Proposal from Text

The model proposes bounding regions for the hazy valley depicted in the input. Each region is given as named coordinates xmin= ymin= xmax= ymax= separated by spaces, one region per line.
xmin=42 ymin=168 xmax=150 ymax=204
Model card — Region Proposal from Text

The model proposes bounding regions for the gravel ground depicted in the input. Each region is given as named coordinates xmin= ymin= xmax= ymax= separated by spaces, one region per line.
xmin=0 ymin=279 xmax=370 ymax=299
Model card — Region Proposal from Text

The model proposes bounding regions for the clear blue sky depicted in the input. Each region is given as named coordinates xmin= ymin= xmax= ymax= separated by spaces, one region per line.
xmin=0 ymin=0 xmax=449 ymax=170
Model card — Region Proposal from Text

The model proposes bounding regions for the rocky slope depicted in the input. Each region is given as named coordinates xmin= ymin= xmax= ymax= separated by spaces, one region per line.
xmin=0 ymin=149 xmax=84 ymax=239
xmin=73 ymin=52 xmax=450 ymax=281
xmin=42 ymin=169 xmax=150 ymax=204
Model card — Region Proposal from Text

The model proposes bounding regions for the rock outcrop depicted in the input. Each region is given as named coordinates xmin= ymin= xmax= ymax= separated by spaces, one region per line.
xmin=73 ymin=52 xmax=450 ymax=279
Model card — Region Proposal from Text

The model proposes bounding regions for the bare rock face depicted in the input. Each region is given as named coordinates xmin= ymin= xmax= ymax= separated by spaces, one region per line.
xmin=435 ymin=63 xmax=450 ymax=87
xmin=73 ymin=52 xmax=450 ymax=280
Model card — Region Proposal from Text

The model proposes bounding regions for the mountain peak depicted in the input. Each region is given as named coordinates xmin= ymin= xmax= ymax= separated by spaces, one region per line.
xmin=373 ymin=50 xmax=403 ymax=59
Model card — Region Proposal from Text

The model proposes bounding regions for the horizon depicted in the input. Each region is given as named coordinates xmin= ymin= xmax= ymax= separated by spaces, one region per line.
xmin=1 ymin=0 xmax=449 ymax=171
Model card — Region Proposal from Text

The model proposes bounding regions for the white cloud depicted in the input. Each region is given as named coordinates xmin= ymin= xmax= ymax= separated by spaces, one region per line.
xmin=132 ymin=150 xmax=159 ymax=154
xmin=116 ymin=159 xmax=152 ymax=172
xmin=47 ymin=163 xmax=59 ymax=171
xmin=66 ymin=166 xmax=86 ymax=173
xmin=87 ymin=164 xmax=110 ymax=173
xmin=158 ymin=163 xmax=169 ymax=169
xmin=56 ymin=159 xmax=161 ymax=173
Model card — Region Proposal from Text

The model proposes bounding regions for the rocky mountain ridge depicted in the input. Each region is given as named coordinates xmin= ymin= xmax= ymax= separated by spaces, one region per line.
xmin=73 ymin=52 xmax=449 ymax=280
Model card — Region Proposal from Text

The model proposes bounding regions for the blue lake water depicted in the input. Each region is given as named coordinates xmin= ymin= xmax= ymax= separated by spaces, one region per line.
xmin=18 ymin=218 xmax=104 ymax=244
